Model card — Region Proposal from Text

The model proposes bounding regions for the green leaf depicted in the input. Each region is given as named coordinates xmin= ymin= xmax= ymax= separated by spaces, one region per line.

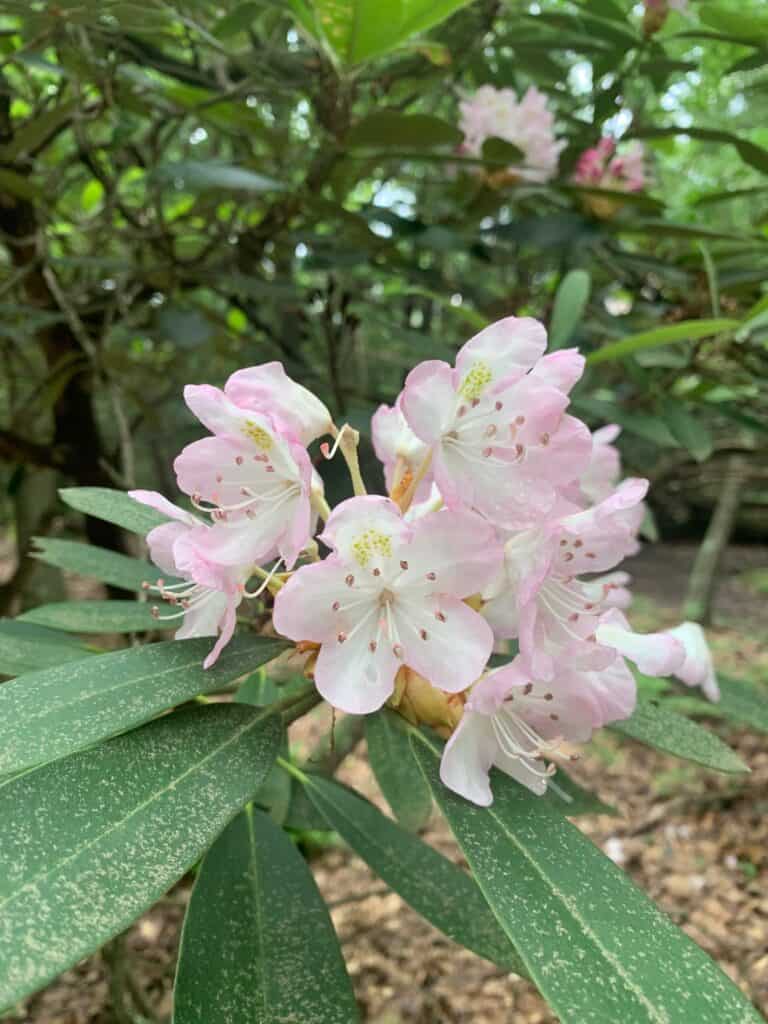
xmin=634 ymin=125 xmax=768 ymax=176
xmin=31 ymin=537 xmax=164 ymax=591
xmin=481 ymin=136 xmax=525 ymax=164
xmin=59 ymin=487 xmax=170 ymax=535
xmin=19 ymin=599 xmax=169 ymax=633
xmin=365 ymin=709 xmax=432 ymax=831
xmin=660 ymin=401 xmax=714 ymax=462
xmin=545 ymin=768 xmax=618 ymax=817
xmin=300 ymin=772 xmax=527 ymax=975
xmin=611 ymin=699 xmax=749 ymax=774
xmin=0 ymin=620 xmax=93 ymax=677
xmin=0 ymin=167 xmax=42 ymax=200
xmin=412 ymin=734 xmax=763 ymax=1024
xmin=0 ymin=704 xmax=282 ymax=1009
xmin=549 ymin=269 xmax=591 ymax=350
xmin=347 ymin=111 xmax=462 ymax=150
xmin=586 ymin=319 xmax=738 ymax=365
xmin=174 ymin=807 xmax=359 ymax=1023
xmin=295 ymin=0 xmax=475 ymax=65
xmin=0 ymin=634 xmax=287 ymax=778
xmin=154 ymin=160 xmax=286 ymax=193
xmin=211 ymin=1 xmax=262 ymax=37
xmin=714 ymin=675 xmax=768 ymax=735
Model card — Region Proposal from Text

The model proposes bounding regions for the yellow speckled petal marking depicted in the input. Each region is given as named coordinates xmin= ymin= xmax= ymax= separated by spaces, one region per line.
xmin=242 ymin=420 xmax=273 ymax=450
xmin=352 ymin=529 xmax=392 ymax=567
xmin=459 ymin=361 xmax=492 ymax=401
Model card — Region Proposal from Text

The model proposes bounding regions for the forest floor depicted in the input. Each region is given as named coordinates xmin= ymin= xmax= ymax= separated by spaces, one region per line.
xmin=2 ymin=543 xmax=767 ymax=1024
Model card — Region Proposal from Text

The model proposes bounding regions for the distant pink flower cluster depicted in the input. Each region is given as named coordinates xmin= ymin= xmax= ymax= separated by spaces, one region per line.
xmin=132 ymin=318 xmax=719 ymax=806
xmin=574 ymin=137 xmax=648 ymax=193
xmin=458 ymin=85 xmax=565 ymax=183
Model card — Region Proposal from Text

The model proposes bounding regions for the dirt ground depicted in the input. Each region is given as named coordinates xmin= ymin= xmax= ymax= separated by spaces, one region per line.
xmin=2 ymin=543 xmax=767 ymax=1024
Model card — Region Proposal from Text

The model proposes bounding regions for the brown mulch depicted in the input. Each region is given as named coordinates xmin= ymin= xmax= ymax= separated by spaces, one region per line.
xmin=2 ymin=543 xmax=768 ymax=1023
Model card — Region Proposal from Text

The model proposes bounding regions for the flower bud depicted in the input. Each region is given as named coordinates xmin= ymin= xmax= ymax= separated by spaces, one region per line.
xmin=389 ymin=666 xmax=466 ymax=738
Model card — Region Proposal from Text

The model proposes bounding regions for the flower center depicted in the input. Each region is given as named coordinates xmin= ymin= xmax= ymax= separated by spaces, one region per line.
xmin=458 ymin=360 xmax=492 ymax=401
xmin=241 ymin=420 xmax=273 ymax=450
xmin=351 ymin=528 xmax=392 ymax=567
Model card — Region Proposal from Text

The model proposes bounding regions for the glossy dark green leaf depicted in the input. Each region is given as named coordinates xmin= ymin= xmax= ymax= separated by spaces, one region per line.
xmin=300 ymin=771 xmax=527 ymax=975
xmin=0 ymin=620 xmax=93 ymax=677
xmin=611 ymin=699 xmax=748 ymax=774
xmin=481 ymin=136 xmax=524 ymax=164
xmin=549 ymin=269 xmax=591 ymax=350
xmin=174 ymin=808 xmax=358 ymax=1023
xmin=31 ymin=537 xmax=163 ymax=591
xmin=634 ymin=125 xmax=768 ymax=175
xmin=0 ymin=705 xmax=282 ymax=1009
xmin=365 ymin=709 xmax=432 ymax=831
xmin=412 ymin=734 xmax=762 ymax=1024
xmin=59 ymin=487 xmax=170 ymax=535
xmin=212 ymin=1 xmax=262 ymax=37
xmin=19 ymin=599 xmax=168 ymax=633
xmin=0 ymin=634 xmax=287 ymax=777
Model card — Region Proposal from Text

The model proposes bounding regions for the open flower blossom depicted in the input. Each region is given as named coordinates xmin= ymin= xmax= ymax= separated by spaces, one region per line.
xmin=665 ymin=621 xmax=720 ymax=702
xmin=458 ymin=85 xmax=565 ymax=183
xmin=400 ymin=317 xmax=591 ymax=528
xmin=439 ymin=656 xmax=635 ymax=805
xmin=174 ymin=384 xmax=317 ymax=569
xmin=273 ymin=496 xmax=501 ymax=714
xmin=130 ymin=314 xmax=723 ymax=807
xmin=574 ymin=137 xmax=647 ymax=194
xmin=129 ymin=490 xmax=249 ymax=669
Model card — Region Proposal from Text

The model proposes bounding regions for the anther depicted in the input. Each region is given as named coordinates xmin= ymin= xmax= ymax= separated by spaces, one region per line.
xmin=369 ymin=640 xmax=377 ymax=652
xmin=550 ymin=713 xmax=559 ymax=721
xmin=345 ymin=574 xmax=355 ymax=586
xmin=523 ymin=683 xmax=533 ymax=695
xmin=495 ymin=400 xmax=503 ymax=411
xmin=471 ymin=398 xmax=480 ymax=408
xmin=540 ymin=433 xmax=550 ymax=446
xmin=393 ymin=644 xmax=404 ymax=659
xmin=544 ymin=693 xmax=554 ymax=701
xmin=482 ymin=446 xmax=493 ymax=458
xmin=425 ymin=571 xmax=437 ymax=581
xmin=400 ymin=560 xmax=409 ymax=570
xmin=458 ymin=405 xmax=467 ymax=417
xmin=151 ymin=606 xmax=160 ymax=618
xmin=372 ymin=568 xmax=381 ymax=577
xmin=560 ymin=539 xmax=568 ymax=546
xmin=485 ymin=424 xmax=497 ymax=438
xmin=435 ymin=610 xmax=446 ymax=622
xmin=266 ymin=465 xmax=275 ymax=473
xmin=515 ymin=444 xmax=524 ymax=458
xmin=569 ymin=613 xmax=579 ymax=622
xmin=216 ymin=474 xmax=223 ymax=483
xmin=586 ymin=552 xmax=596 ymax=559
xmin=574 ymin=539 xmax=583 ymax=548
xmin=515 ymin=415 xmax=525 ymax=425
xmin=235 ymin=455 xmax=244 ymax=465
xmin=332 ymin=601 xmax=340 ymax=611
xmin=141 ymin=581 xmax=150 ymax=590
xmin=420 ymin=629 xmax=428 ymax=641
xmin=337 ymin=631 xmax=347 ymax=643
xmin=563 ymin=552 xmax=574 ymax=562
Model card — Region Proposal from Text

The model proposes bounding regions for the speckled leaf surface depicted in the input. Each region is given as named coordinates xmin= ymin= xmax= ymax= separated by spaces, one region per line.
xmin=302 ymin=773 xmax=527 ymax=976
xmin=0 ymin=634 xmax=287 ymax=777
xmin=31 ymin=536 xmax=166 ymax=592
xmin=412 ymin=736 xmax=763 ymax=1024
xmin=0 ymin=620 xmax=93 ymax=677
xmin=611 ymin=698 xmax=748 ymax=773
xmin=174 ymin=807 xmax=359 ymax=1023
xmin=59 ymin=486 xmax=170 ymax=535
xmin=715 ymin=674 xmax=768 ymax=735
xmin=20 ymin=599 xmax=171 ymax=633
xmin=0 ymin=704 xmax=282 ymax=1011
xmin=365 ymin=709 xmax=432 ymax=831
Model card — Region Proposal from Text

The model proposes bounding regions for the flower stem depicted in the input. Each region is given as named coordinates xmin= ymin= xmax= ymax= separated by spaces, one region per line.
xmin=396 ymin=449 xmax=433 ymax=513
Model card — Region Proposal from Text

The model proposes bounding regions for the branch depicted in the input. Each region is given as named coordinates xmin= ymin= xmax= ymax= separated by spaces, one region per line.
xmin=0 ymin=427 xmax=70 ymax=470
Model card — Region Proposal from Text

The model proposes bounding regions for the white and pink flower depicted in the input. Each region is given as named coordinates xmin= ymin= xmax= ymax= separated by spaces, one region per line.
xmin=399 ymin=317 xmax=591 ymax=529
xmin=458 ymin=85 xmax=565 ymax=183
xmin=174 ymin=385 xmax=318 ymax=569
xmin=574 ymin=137 xmax=647 ymax=194
xmin=129 ymin=490 xmax=248 ymax=668
xmin=273 ymin=496 xmax=502 ymax=714
xmin=439 ymin=655 xmax=636 ymax=805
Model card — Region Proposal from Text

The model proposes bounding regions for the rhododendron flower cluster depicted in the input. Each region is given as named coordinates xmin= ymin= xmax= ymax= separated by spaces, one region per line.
xmin=458 ymin=85 xmax=565 ymax=184
xmin=574 ymin=137 xmax=648 ymax=194
xmin=132 ymin=318 xmax=719 ymax=807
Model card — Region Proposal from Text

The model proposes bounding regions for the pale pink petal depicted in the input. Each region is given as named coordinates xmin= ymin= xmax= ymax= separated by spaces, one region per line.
xmin=455 ymin=317 xmax=547 ymax=391
xmin=225 ymin=362 xmax=332 ymax=446
xmin=319 ymin=495 xmax=412 ymax=566
xmin=593 ymin=424 xmax=621 ymax=446
xmin=175 ymin=589 xmax=230 ymax=641
xmin=400 ymin=360 xmax=457 ymax=444
xmin=394 ymin=595 xmax=493 ymax=693
xmin=145 ymin=521 xmax=189 ymax=577
xmin=593 ymin=571 xmax=633 ymax=610
xmin=313 ymin=614 xmax=400 ymax=714
xmin=171 ymin=526 xmax=238 ymax=592
xmin=272 ymin=558 xmax=359 ymax=644
xmin=184 ymin=385 xmax=248 ymax=436
xmin=667 ymin=622 xmax=720 ymax=702
xmin=129 ymin=489 xmax=195 ymax=525
xmin=202 ymin=595 xmax=240 ymax=669
xmin=492 ymin=749 xmax=549 ymax=796
xmin=440 ymin=712 xmax=497 ymax=806
xmin=555 ymin=478 xmax=648 ymax=574
xmin=530 ymin=349 xmax=585 ymax=394
xmin=523 ymin=414 xmax=592 ymax=485
xmin=185 ymin=518 xmax=279 ymax=570
xmin=581 ymin=657 xmax=637 ymax=727
xmin=403 ymin=508 xmax=503 ymax=597
xmin=596 ymin=610 xmax=684 ymax=676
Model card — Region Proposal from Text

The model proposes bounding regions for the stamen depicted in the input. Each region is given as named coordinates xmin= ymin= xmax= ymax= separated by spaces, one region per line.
xmin=435 ymin=610 xmax=446 ymax=622
xmin=332 ymin=601 xmax=340 ymax=611
xmin=337 ymin=631 xmax=347 ymax=643
xmin=321 ymin=424 xmax=349 ymax=461
xmin=393 ymin=643 xmax=403 ymax=658
xmin=345 ymin=574 xmax=355 ymax=586
xmin=400 ymin=560 xmax=409 ymax=570
xmin=369 ymin=640 xmax=377 ymax=652
xmin=419 ymin=629 xmax=428 ymax=641
xmin=425 ymin=571 xmax=437 ymax=581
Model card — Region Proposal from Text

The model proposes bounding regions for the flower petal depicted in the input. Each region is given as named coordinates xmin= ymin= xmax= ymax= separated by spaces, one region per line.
xmin=129 ymin=489 xmax=197 ymax=526
xmin=225 ymin=362 xmax=332 ymax=446
xmin=667 ymin=622 xmax=720 ymax=702
xmin=272 ymin=558 xmax=358 ymax=644
xmin=401 ymin=508 xmax=503 ymax=597
xmin=439 ymin=711 xmax=497 ymax=806
xmin=313 ymin=615 xmax=400 ymax=714
xmin=530 ymin=348 xmax=585 ymax=394
xmin=319 ymin=495 xmax=412 ymax=568
xmin=596 ymin=610 xmax=685 ymax=676
xmin=400 ymin=360 xmax=457 ymax=444
xmin=394 ymin=595 xmax=493 ymax=694
xmin=455 ymin=317 xmax=547 ymax=391
xmin=202 ymin=596 xmax=240 ymax=669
